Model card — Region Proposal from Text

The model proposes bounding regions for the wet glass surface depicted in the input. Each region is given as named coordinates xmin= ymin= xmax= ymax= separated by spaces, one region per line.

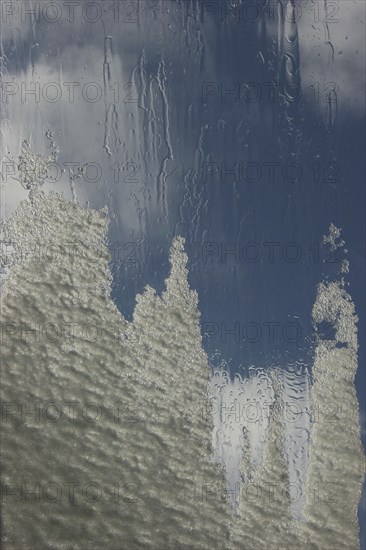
xmin=1 ymin=1 xmax=365 ymax=548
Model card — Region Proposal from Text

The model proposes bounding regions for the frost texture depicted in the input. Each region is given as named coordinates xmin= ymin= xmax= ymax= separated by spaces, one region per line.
xmin=17 ymin=136 xmax=59 ymax=190
xmin=301 ymin=276 xmax=365 ymax=548
xmin=0 ymin=191 xmax=231 ymax=549
xmin=322 ymin=222 xmax=345 ymax=253
xmin=1 ymin=197 xmax=364 ymax=549
xmin=226 ymin=226 xmax=365 ymax=550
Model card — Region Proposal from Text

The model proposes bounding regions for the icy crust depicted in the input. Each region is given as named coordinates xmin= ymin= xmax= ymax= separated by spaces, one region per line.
xmin=322 ymin=223 xmax=345 ymax=253
xmin=225 ymin=275 xmax=364 ymax=548
xmin=301 ymin=279 xmax=366 ymax=549
xmin=312 ymin=281 xmax=358 ymax=352
xmin=1 ymin=193 xmax=364 ymax=549
xmin=0 ymin=190 xmax=112 ymax=300
xmin=0 ymin=191 xmax=231 ymax=549
xmin=17 ymin=137 xmax=59 ymax=190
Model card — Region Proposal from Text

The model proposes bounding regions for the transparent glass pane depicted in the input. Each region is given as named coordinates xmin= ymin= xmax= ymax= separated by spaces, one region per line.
xmin=1 ymin=1 xmax=365 ymax=549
